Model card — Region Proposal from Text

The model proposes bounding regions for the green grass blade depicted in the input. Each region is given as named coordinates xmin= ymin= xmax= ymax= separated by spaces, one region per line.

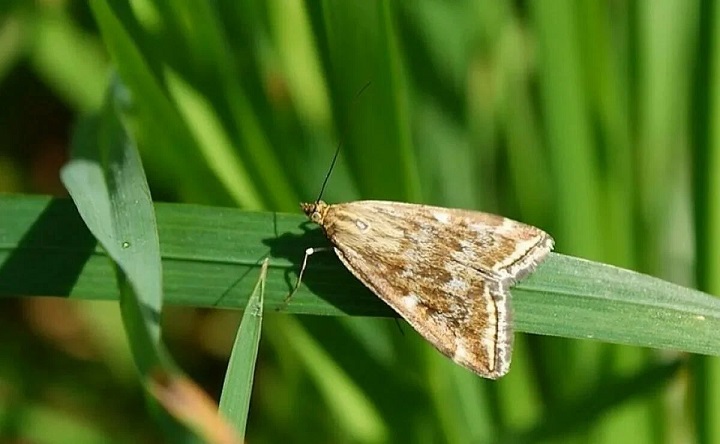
xmin=60 ymin=84 xmax=166 ymax=374
xmin=312 ymin=1 xmax=420 ymax=202
xmin=530 ymin=1 xmax=602 ymax=258
xmin=219 ymin=259 xmax=268 ymax=439
xmin=29 ymin=7 xmax=108 ymax=111
xmin=87 ymin=0 xmax=235 ymax=206
xmin=692 ymin=1 xmax=720 ymax=442
xmin=57 ymin=84 xmax=193 ymax=441
xmin=2 ymin=195 xmax=720 ymax=361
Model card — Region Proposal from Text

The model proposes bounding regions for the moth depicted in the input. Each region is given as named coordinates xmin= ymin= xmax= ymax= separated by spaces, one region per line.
xmin=291 ymin=198 xmax=553 ymax=379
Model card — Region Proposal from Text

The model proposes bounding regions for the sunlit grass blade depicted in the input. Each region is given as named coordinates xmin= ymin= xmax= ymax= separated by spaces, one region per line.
xmin=3 ymin=195 xmax=720 ymax=360
xmin=29 ymin=7 xmax=107 ymax=111
xmin=88 ymin=0 xmax=234 ymax=206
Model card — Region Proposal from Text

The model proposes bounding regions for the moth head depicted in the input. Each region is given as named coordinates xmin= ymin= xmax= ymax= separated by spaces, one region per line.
xmin=301 ymin=200 xmax=329 ymax=225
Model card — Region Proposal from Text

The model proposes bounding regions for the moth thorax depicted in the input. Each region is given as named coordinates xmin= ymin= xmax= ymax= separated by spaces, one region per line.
xmin=301 ymin=200 xmax=329 ymax=225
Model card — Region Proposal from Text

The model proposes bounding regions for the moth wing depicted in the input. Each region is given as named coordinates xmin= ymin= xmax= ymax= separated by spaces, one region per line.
xmin=403 ymin=201 xmax=553 ymax=284
xmin=337 ymin=245 xmax=511 ymax=377
xmin=322 ymin=201 xmax=552 ymax=378
xmin=326 ymin=201 xmax=553 ymax=284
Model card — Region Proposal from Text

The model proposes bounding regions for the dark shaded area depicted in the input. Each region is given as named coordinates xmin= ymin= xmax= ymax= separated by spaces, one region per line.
xmin=262 ymin=216 xmax=395 ymax=317
xmin=0 ymin=62 xmax=72 ymax=195
xmin=0 ymin=198 xmax=97 ymax=298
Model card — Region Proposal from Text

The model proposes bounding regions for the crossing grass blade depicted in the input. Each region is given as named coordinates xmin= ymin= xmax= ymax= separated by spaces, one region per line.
xmin=219 ymin=259 xmax=268 ymax=439
xmin=57 ymin=81 xmax=195 ymax=441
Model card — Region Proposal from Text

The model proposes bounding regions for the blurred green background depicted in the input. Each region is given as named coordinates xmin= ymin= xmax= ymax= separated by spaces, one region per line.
xmin=1 ymin=0 xmax=718 ymax=442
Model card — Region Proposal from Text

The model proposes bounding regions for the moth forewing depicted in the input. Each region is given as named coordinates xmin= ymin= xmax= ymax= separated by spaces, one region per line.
xmin=300 ymin=200 xmax=553 ymax=379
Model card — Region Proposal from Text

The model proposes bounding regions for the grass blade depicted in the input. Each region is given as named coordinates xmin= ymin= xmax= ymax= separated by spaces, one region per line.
xmin=58 ymin=81 xmax=192 ymax=441
xmin=2 ymin=195 xmax=720 ymax=361
xmin=219 ymin=259 xmax=268 ymax=438
xmin=60 ymin=82 xmax=166 ymax=372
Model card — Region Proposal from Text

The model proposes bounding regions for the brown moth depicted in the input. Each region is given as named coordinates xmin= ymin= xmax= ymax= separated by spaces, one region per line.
xmin=293 ymin=199 xmax=553 ymax=379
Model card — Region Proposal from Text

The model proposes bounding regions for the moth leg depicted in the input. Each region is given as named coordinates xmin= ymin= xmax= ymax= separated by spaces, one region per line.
xmin=280 ymin=247 xmax=332 ymax=309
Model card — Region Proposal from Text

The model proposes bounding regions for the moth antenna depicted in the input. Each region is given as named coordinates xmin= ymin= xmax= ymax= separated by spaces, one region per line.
xmin=315 ymin=139 xmax=342 ymax=204
xmin=314 ymin=81 xmax=373 ymax=203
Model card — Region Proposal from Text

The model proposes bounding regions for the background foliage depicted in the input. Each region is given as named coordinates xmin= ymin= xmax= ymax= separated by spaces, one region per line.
xmin=0 ymin=0 xmax=718 ymax=442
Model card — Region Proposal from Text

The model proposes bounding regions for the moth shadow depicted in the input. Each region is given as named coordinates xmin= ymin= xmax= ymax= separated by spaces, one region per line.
xmin=262 ymin=219 xmax=393 ymax=317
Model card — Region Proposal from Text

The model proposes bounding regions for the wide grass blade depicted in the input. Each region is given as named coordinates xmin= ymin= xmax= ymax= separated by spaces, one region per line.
xmin=2 ymin=195 xmax=720 ymax=361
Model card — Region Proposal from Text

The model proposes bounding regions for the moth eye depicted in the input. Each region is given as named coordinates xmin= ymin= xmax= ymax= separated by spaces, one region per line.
xmin=311 ymin=212 xmax=322 ymax=223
